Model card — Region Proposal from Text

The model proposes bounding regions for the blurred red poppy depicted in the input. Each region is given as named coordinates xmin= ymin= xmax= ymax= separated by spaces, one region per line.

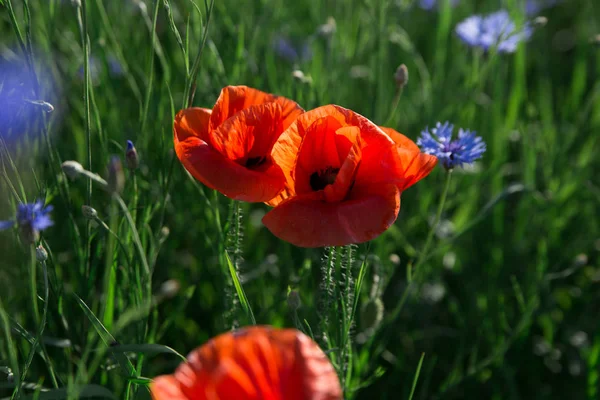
xmin=151 ymin=326 xmax=342 ymax=400
xmin=174 ymin=86 xmax=303 ymax=202
xmin=262 ymin=105 xmax=437 ymax=247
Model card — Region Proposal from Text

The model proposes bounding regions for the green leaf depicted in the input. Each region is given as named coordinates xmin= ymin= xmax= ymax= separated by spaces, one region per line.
xmin=16 ymin=385 xmax=116 ymax=399
xmin=225 ymin=251 xmax=256 ymax=325
xmin=408 ymin=353 xmax=426 ymax=400
xmin=109 ymin=343 xmax=186 ymax=362
xmin=74 ymin=294 xmax=136 ymax=376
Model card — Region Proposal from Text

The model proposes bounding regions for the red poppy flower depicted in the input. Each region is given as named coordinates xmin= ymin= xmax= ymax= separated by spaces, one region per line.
xmin=174 ymin=86 xmax=304 ymax=202
xmin=262 ymin=105 xmax=437 ymax=248
xmin=151 ymin=326 xmax=342 ymax=400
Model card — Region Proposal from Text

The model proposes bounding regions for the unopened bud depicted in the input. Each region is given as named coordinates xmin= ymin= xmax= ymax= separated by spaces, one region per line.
xmin=125 ymin=140 xmax=139 ymax=170
xmin=159 ymin=279 xmax=180 ymax=298
xmin=160 ymin=226 xmax=170 ymax=239
xmin=107 ymin=156 xmax=125 ymax=194
xmin=61 ymin=161 xmax=85 ymax=179
xmin=533 ymin=16 xmax=548 ymax=28
xmin=36 ymin=244 xmax=48 ymax=262
xmin=81 ymin=205 xmax=98 ymax=220
xmin=317 ymin=17 xmax=337 ymax=38
xmin=394 ymin=64 xmax=409 ymax=89
xmin=292 ymin=70 xmax=313 ymax=84
xmin=26 ymin=100 xmax=55 ymax=113
xmin=287 ymin=289 xmax=302 ymax=310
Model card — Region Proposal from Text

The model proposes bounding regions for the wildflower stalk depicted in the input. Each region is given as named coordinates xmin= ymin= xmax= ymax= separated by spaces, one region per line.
xmin=318 ymin=246 xmax=337 ymax=349
xmin=29 ymin=249 xmax=40 ymax=326
xmin=412 ymin=169 xmax=453 ymax=278
xmin=389 ymin=170 xmax=452 ymax=322
xmin=225 ymin=200 xmax=244 ymax=328
xmin=183 ymin=0 xmax=216 ymax=108
xmin=101 ymin=201 xmax=119 ymax=331
xmin=383 ymin=86 xmax=404 ymax=127
xmin=13 ymin=256 xmax=51 ymax=397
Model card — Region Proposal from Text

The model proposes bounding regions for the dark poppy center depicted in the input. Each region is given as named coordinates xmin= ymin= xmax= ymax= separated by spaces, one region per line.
xmin=310 ymin=167 xmax=339 ymax=191
xmin=245 ymin=156 xmax=267 ymax=169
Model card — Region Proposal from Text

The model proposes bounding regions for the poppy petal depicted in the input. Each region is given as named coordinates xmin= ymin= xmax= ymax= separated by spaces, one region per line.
xmin=208 ymin=102 xmax=284 ymax=163
xmin=174 ymin=107 xmax=212 ymax=142
xmin=151 ymin=376 xmax=188 ymax=399
xmin=151 ymin=326 xmax=342 ymax=400
xmin=323 ymin=127 xmax=362 ymax=203
xmin=394 ymin=148 xmax=438 ymax=191
xmin=174 ymin=136 xmax=285 ymax=202
xmin=379 ymin=126 xmax=419 ymax=152
xmin=263 ymin=183 xmax=400 ymax=247
xmin=378 ymin=126 xmax=438 ymax=189
xmin=210 ymin=86 xmax=303 ymax=132
xmin=268 ymin=105 xmax=387 ymax=206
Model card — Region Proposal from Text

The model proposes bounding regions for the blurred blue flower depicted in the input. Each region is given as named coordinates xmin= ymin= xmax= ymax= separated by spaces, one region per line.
xmin=455 ymin=10 xmax=533 ymax=53
xmin=272 ymin=36 xmax=312 ymax=64
xmin=77 ymin=56 xmax=101 ymax=83
xmin=0 ymin=58 xmax=39 ymax=143
xmin=107 ymin=55 xmax=124 ymax=77
xmin=417 ymin=122 xmax=486 ymax=170
xmin=0 ymin=200 xmax=54 ymax=243
xmin=525 ymin=0 xmax=558 ymax=16
xmin=419 ymin=0 xmax=459 ymax=11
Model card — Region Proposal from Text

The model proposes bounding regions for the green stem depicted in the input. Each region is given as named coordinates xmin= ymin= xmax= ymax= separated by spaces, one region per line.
xmin=183 ymin=0 xmax=216 ymax=108
xmin=29 ymin=249 xmax=40 ymax=326
xmin=101 ymin=201 xmax=118 ymax=331
xmin=411 ymin=170 xmax=453 ymax=277
xmin=383 ymin=87 xmax=404 ymax=127
xmin=389 ymin=170 xmax=452 ymax=322
xmin=13 ymin=258 xmax=50 ymax=398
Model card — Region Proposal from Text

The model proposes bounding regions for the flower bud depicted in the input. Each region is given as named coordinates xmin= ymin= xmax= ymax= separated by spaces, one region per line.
xmin=533 ymin=16 xmax=548 ymax=28
xmin=317 ymin=17 xmax=336 ymax=38
xmin=394 ymin=64 xmax=409 ymax=89
xmin=107 ymin=156 xmax=125 ymax=194
xmin=61 ymin=161 xmax=85 ymax=179
xmin=26 ymin=99 xmax=55 ymax=113
xmin=125 ymin=140 xmax=139 ymax=170
xmin=81 ymin=205 xmax=98 ymax=220
xmin=36 ymin=244 xmax=48 ymax=262
xmin=159 ymin=279 xmax=180 ymax=298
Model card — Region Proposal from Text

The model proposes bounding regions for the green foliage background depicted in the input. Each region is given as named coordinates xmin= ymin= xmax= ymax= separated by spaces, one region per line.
xmin=0 ymin=0 xmax=599 ymax=399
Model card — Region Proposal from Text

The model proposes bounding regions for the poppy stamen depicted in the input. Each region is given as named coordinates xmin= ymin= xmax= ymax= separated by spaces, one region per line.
xmin=245 ymin=156 xmax=267 ymax=169
xmin=310 ymin=167 xmax=339 ymax=191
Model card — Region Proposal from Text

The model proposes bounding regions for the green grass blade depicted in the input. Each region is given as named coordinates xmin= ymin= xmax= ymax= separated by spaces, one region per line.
xmin=408 ymin=353 xmax=426 ymax=400
xmin=109 ymin=343 xmax=186 ymax=362
xmin=225 ymin=251 xmax=256 ymax=325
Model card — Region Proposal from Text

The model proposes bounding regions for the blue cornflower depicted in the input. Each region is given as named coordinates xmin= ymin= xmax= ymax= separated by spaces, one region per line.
xmin=0 ymin=58 xmax=39 ymax=143
xmin=417 ymin=122 xmax=486 ymax=170
xmin=456 ymin=10 xmax=533 ymax=53
xmin=525 ymin=0 xmax=559 ymax=16
xmin=419 ymin=0 xmax=460 ymax=11
xmin=272 ymin=36 xmax=312 ymax=64
xmin=0 ymin=200 xmax=54 ymax=243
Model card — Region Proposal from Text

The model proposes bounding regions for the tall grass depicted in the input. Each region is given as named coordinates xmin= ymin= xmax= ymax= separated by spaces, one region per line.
xmin=0 ymin=0 xmax=599 ymax=399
